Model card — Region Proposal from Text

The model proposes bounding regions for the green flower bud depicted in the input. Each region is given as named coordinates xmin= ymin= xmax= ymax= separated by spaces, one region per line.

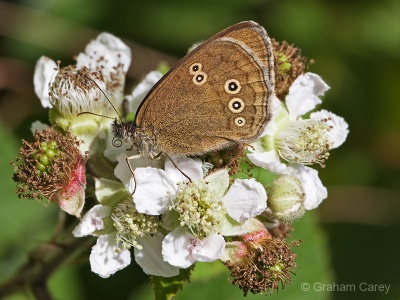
xmin=40 ymin=141 xmax=48 ymax=151
xmin=40 ymin=154 xmax=50 ymax=166
xmin=50 ymin=141 xmax=58 ymax=149
xmin=46 ymin=149 xmax=56 ymax=158
xmin=37 ymin=162 xmax=47 ymax=172
xmin=267 ymin=175 xmax=305 ymax=223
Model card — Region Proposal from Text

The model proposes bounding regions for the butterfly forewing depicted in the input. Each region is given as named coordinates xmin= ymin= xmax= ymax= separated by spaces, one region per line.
xmin=134 ymin=21 xmax=274 ymax=156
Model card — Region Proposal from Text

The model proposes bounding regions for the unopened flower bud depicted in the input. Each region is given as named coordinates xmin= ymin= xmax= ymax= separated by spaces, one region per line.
xmin=267 ymin=175 xmax=305 ymax=223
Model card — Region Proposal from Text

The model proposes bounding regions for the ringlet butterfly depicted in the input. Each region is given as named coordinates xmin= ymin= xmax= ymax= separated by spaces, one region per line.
xmin=113 ymin=20 xmax=275 ymax=162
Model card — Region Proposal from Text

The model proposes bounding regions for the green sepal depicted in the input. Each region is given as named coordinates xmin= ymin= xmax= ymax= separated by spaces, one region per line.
xmin=94 ymin=178 xmax=130 ymax=207
xmin=150 ymin=266 xmax=194 ymax=300
xmin=68 ymin=119 xmax=100 ymax=154
xmin=49 ymin=107 xmax=69 ymax=129
xmin=234 ymin=157 xmax=278 ymax=185
xmin=93 ymin=215 xmax=115 ymax=236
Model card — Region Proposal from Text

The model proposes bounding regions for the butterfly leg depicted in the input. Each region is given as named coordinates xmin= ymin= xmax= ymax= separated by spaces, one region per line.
xmin=243 ymin=143 xmax=255 ymax=151
xmin=125 ymin=151 xmax=163 ymax=195
xmin=126 ymin=154 xmax=141 ymax=195
xmin=164 ymin=153 xmax=192 ymax=183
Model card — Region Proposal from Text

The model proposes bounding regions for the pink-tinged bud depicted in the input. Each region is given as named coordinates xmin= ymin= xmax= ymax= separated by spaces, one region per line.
xmin=57 ymin=158 xmax=86 ymax=217
xmin=242 ymin=228 xmax=272 ymax=244
xmin=11 ymin=127 xmax=87 ymax=218
xmin=221 ymin=241 xmax=248 ymax=264
xmin=223 ymin=219 xmax=299 ymax=296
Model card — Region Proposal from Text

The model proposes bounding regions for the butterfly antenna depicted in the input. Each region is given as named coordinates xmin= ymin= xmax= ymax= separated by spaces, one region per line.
xmin=77 ymin=111 xmax=115 ymax=119
xmin=84 ymin=75 xmax=123 ymax=123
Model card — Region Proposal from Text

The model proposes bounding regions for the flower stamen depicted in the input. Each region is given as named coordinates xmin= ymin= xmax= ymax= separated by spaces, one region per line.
xmin=275 ymin=118 xmax=333 ymax=166
xmin=225 ymin=235 xmax=299 ymax=296
xmin=49 ymin=66 xmax=108 ymax=118
xmin=169 ymin=181 xmax=226 ymax=238
xmin=111 ymin=200 xmax=161 ymax=251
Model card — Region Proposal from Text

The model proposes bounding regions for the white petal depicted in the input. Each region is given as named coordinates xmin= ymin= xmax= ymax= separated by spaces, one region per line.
xmin=89 ymin=233 xmax=131 ymax=278
xmin=204 ymin=169 xmax=230 ymax=200
xmin=103 ymin=139 xmax=131 ymax=163
xmin=249 ymin=138 xmax=265 ymax=154
xmin=114 ymin=152 xmax=164 ymax=189
xmin=134 ymin=235 xmax=180 ymax=277
xmin=76 ymin=33 xmax=131 ymax=74
xmin=222 ymin=179 xmax=267 ymax=223
xmin=247 ymin=150 xmax=289 ymax=174
xmin=162 ymin=227 xmax=196 ymax=269
xmin=33 ymin=56 xmax=58 ymax=108
xmin=127 ymin=71 xmax=163 ymax=114
xmin=191 ymin=234 xmax=225 ymax=262
xmin=30 ymin=121 xmax=49 ymax=133
xmin=133 ymin=167 xmax=176 ymax=215
xmin=310 ymin=109 xmax=349 ymax=149
xmin=286 ymin=73 xmax=330 ymax=120
xmin=165 ymin=157 xmax=203 ymax=185
xmin=73 ymin=205 xmax=111 ymax=237
xmin=290 ymin=164 xmax=327 ymax=210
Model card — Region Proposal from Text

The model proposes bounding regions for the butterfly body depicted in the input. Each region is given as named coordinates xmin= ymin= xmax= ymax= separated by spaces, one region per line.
xmin=114 ymin=21 xmax=275 ymax=159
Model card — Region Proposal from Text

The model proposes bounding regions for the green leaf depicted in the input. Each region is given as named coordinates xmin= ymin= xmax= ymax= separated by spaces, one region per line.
xmin=150 ymin=267 xmax=193 ymax=300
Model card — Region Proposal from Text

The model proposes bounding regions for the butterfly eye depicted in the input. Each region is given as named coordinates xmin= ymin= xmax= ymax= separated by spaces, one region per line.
xmin=192 ymin=71 xmax=207 ymax=85
xmin=189 ymin=63 xmax=202 ymax=75
xmin=234 ymin=117 xmax=246 ymax=127
xmin=229 ymin=82 xmax=238 ymax=91
xmin=228 ymin=98 xmax=245 ymax=113
xmin=224 ymin=79 xmax=241 ymax=94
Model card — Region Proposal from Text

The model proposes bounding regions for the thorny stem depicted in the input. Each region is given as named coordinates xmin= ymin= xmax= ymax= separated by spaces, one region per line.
xmin=0 ymin=230 xmax=95 ymax=299
xmin=3 ymin=134 xmax=110 ymax=299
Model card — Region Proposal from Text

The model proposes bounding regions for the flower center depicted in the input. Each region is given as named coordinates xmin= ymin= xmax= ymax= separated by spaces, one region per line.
xmin=170 ymin=181 xmax=226 ymax=238
xmin=111 ymin=200 xmax=160 ymax=251
xmin=275 ymin=119 xmax=333 ymax=166
xmin=32 ymin=141 xmax=61 ymax=175
xmin=11 ymin=128 xmax=84 ymax=203
xmin=49 ymin=66 xmax=107 ymax=118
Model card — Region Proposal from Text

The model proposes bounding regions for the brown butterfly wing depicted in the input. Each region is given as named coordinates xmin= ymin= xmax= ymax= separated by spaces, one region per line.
xmin=135 ymin=21 xmax=275 ymax=156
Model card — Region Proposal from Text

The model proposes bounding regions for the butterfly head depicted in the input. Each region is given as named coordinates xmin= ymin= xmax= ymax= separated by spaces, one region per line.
xmin=111 ymin=119 xmax=160 ymax=158
xmin=111 ymin=119 xmax=137 ymax=147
